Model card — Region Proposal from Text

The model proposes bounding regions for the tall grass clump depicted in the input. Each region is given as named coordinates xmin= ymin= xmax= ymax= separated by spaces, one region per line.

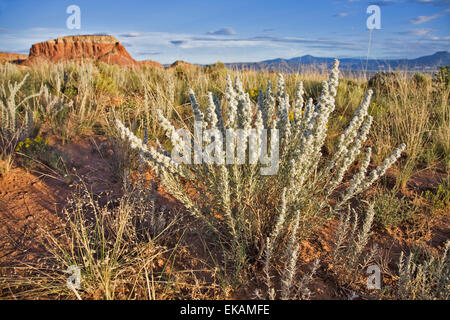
xmin=36 ymin=78 xmax=73 ymax=137
xmin=0 ymin=73 xmax=40 ymax=174
xmin=0 ymin=177 xmax=188 ymax=300
xmin=370 ymin=69 xmax=449 ymax=186
xmin=115 ymin=60 xmax=405 ymax=296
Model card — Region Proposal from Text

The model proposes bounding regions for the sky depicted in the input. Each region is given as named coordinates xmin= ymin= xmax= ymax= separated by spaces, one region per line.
xmin=0 ymin=0 xmax=449 ymax=64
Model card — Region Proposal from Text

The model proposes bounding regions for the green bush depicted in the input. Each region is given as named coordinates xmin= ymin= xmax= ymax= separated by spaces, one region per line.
xmin=15 ymin=135 xmax=63 ymax=172
xmin=433 ymin=66 xmax=449 ymax=88
xmin=425 ymin=178 xmax=450 ymax=211
xmin=95 ymin=73 xmax=118 ymax=95
xmin=373 ymin=189 xmax=417 ymax=228
xmin=412 ymin=72 xmax=431 ymax=86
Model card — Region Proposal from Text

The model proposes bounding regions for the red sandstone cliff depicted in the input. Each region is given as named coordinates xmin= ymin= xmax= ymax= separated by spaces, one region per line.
xmin=22 ymin=35 xmax=163 ymax=68
xmin=0 ymin=52 xmax=28 ymax=64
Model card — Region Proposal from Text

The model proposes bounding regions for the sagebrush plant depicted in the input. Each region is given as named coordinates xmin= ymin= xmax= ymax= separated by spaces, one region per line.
xmin=0 ymin=73 xmax=39 ymax=173
xmin=0 ymin=70 xmax=73 ymax=174
xmin=331 ymin=203 xmax=378 ymax=289
xmin=397 ymin=241 xmax=449 ymax=300
xmin=0 ymin=73 xmax=35 ymax=138
xmin=116 ymin=60 xmax=406 ymax=297
xmin=37 ymin=79 xmax=73 ymax=136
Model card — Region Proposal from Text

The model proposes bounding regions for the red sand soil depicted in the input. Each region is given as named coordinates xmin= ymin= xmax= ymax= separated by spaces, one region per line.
xmin=0 ymin=136 xmax=121 ymax=265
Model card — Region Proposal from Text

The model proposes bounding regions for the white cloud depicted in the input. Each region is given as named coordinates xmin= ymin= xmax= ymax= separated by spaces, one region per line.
xmin=334 ymin=12 xmax=349 ymax=17
xmin=410 ymin=8 xmax=449 ymax=24
xmin=408 ymin=28 xmax=435 ymax=36
xmin=430 ymin=35 xmax=450 ymax=40
xmin=206 ymin=27 xmax=236 ymax=36
xmin=119 ymin=32 xmax=142 ymax=38
xmin=410 ymin=13 xmax=442 ymax=24
xmin=414 ymin=0 xmax=450 ymax=7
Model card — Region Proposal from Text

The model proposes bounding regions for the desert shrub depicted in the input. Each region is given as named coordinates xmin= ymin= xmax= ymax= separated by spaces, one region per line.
xmin=14 ymin=135 xmax=64 ymax=173
xmin=95 ymin=73 xmax=118 ymax=95
xmin=15 ymin=135 xmax=48 ymax=166
xmin=430 ymin=75 xmax=450 ymax=169
xmin=0 ymin=73 xmax=40 ymax=173
xmin=368 ymin=100 xmax=388 ymax=118
xmin=366 ymin=67 xmax=448 ymax=174
xmin=205 ymin=62 xmax=226 ymax=73
xmin=116 ymin=60 xmax=405 ymax=296
xmin=430 ymin=66 xmax=449 ymax=170
xmin=0 ymin=74 xmax=37 ymax=139
xmin=38 ymin=83 xmax=73 ymax=135
xmin=397 ymin=241 xmax=449 ymax=300
xmin=424 ymin=177 xmax=450 ymax=211
xmin=435 ymin=129 xmax=450 ymax=169
xmin=368 ymin=72 xmax=400 ymax=91
xmin=105 ymin=119 xmax=142 ymax=183
xmin=248 ymin=86 xmax=260 ymax=102
xmin=433 ymin=66 xmax=449 ymax=89
xmin=206 ymin=62 xmax=229 ymax=82
xmin=330 ymin=203 xmax=378 ymax=290
xmin=373 ymin=189 xmax=418 ymax=228
xmin=63 ymin=85 xmax=78 ymax=100
xmin=412 ymin=72 xmax=431 ymax=87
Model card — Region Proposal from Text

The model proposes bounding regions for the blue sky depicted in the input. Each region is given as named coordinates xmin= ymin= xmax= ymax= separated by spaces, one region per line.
xmin=0 ymin=0 xmax=449 ymax=64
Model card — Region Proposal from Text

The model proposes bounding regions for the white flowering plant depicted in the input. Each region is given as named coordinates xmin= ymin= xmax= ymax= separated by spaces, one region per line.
xmin=115 ymin=60 xmax=405 ymax=294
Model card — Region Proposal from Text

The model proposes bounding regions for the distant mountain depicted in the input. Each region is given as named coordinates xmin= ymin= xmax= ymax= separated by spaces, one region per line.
xmin=225 ymin=51 xmax=450 ymax=73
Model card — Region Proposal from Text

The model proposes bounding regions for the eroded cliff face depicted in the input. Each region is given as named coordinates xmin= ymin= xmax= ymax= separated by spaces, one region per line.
xmin=0 ymin=52 xmax=28 ymax=64
xmin=22 ymin=35 xmax=162 ymax=68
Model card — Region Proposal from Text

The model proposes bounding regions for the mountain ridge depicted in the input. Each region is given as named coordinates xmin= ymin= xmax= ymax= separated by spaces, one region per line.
xmin=225 ymin=51 xmax=450 ymax=73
